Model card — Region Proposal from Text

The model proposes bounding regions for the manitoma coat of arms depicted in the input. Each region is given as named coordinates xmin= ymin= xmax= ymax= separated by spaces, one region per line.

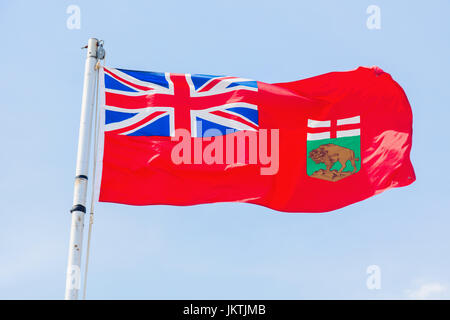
xmin=306 ymin=116 xmax=361 ymax=182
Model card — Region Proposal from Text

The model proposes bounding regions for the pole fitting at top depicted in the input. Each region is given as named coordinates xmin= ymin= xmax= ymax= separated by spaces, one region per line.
xmin=97 ymin=40 xmax=105 ymax=60
xmin=86 ymin=38 xmax=98 ymax=58
xmin=82 ymin=38 xmax=105 ymax=60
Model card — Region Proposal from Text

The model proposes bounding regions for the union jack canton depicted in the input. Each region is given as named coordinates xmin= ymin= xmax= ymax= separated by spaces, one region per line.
xmin=102 ymin=67 xmax=259 ymax=138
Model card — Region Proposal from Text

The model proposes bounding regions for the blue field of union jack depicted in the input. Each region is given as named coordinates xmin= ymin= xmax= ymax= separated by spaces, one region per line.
xmin=102 ymin=67 xmax=259 ymax=137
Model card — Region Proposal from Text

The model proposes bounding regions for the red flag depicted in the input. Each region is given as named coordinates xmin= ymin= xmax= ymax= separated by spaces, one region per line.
xmin=95 ymin=66 xmax=415 ymax=212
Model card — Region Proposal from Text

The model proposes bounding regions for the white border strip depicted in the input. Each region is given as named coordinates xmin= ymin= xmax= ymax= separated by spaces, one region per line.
xmin=337 ymin=116 xmax=360 ymax=126
xmin=307 ymin=132 xmax=330 ymax=140
xmin=336 ymin=128 xmax=360 ymax=138
xmin=307 ymin=119 xmax=330 ymax=128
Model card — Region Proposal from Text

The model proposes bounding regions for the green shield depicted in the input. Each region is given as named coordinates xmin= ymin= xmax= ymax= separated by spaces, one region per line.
xmin=306 ymin=135 xmax=361 ymax=182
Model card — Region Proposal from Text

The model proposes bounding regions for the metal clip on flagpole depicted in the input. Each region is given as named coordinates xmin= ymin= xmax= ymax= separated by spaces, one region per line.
xmin=65 ymin=38 xmax=104 ymax=300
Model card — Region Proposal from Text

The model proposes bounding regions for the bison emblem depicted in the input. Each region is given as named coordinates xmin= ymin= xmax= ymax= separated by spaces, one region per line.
xmin=309 ymin=144 xmax=359 ymax=174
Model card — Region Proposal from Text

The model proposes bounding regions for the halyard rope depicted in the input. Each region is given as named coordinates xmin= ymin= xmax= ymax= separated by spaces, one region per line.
xmin=82 ymin=59 xmax=103 ymax=299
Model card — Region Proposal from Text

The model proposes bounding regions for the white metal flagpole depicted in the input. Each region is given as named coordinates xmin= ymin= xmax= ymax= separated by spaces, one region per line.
xmin=65 ymin=38 xmax=100 ymax=300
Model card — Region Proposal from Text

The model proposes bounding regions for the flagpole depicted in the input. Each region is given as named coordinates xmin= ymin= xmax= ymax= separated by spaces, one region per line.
xmin=65 ymin=38 xmax=99 ymax=300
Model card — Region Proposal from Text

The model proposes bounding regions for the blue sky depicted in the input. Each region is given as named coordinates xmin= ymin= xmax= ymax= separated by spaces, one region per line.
xmin=0 ymin=0 xmax=449 ymax=299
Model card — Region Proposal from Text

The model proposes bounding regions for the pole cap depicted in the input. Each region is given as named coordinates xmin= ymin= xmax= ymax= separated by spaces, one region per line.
xmin=86 ymin=38 xmax=98 ymax=58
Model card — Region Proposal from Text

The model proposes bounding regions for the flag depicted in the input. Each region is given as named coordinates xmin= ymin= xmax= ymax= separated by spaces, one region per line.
xmin=95 ymin=66 xmax=415 ymax=212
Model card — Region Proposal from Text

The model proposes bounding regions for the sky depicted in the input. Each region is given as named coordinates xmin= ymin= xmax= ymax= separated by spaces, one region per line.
xmin=0 ymin=0 xmax=449 ymax=299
